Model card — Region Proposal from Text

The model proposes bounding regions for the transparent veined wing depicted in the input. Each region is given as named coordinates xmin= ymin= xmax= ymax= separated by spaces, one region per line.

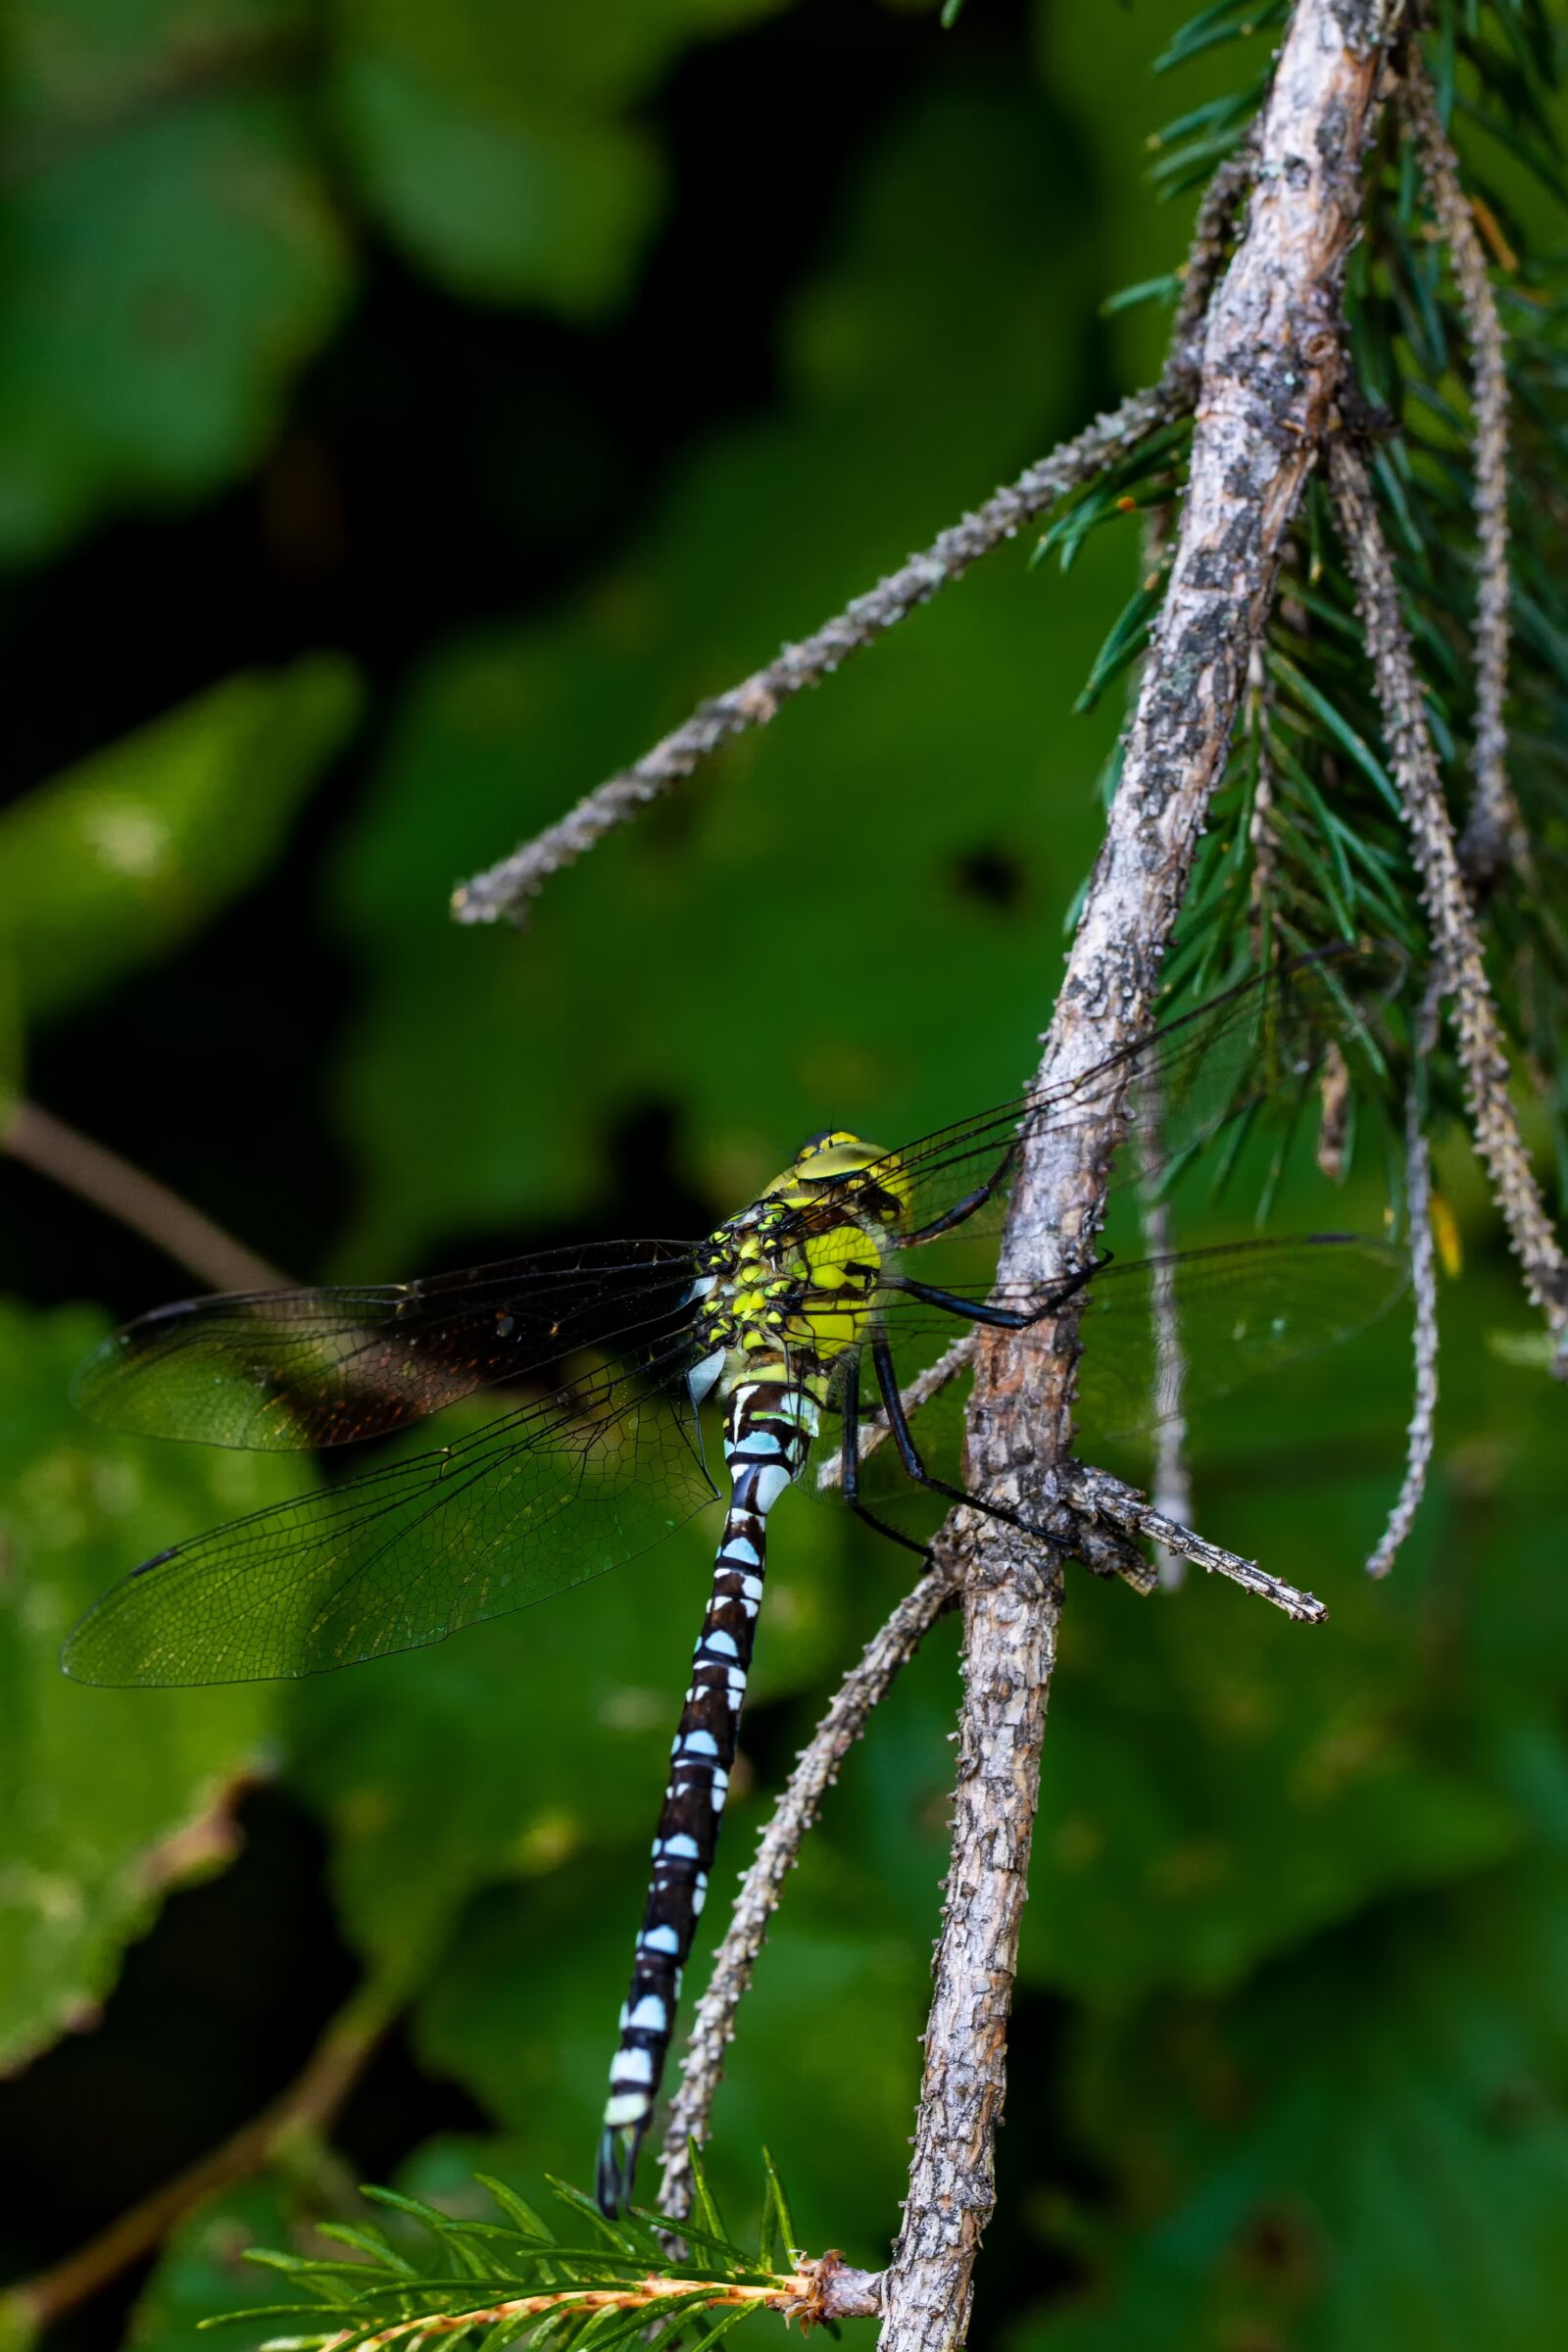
xmin=868 ymin=1234 xmax=1408 ymax=1451
xmin=795 ymin=943 xmax=1404 ymax=1250
xmin=61 ymin=1345 xmax=717 ymax=1688
xmin=71 ymin=1239 xmax=700 ymax=1450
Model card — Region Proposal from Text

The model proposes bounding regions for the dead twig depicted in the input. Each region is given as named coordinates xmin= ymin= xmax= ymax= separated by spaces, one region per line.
xmin=1399 ymin=58 xmax=1526 ymax=889
xmin=1327 ymin=437 xmax=1568 ymax=1348
xmin=449 ymin=378 xmax=1196 ymax=926
xmin=1365 ymin=968 xmax=1443 ymax=1576
xmin=658 ymin=1545 xmax=964 ymax=2221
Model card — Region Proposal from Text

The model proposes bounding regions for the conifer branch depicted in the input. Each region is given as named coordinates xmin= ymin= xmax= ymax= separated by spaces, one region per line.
xmin=299 ymin=2253 xmax=881 ymax=2352
xmin=1366 ymin=967 xmax=1443 ymax=1578
xmin=1327 ymin=436 xmax=1568 ymax=1348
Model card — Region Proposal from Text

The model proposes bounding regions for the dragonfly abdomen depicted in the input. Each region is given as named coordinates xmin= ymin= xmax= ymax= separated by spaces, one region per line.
xmin=596 ymin=1377 xmax=815 ymax=2216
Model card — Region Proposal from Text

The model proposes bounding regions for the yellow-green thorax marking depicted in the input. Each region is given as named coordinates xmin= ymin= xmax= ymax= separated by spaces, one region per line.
xmin=688 ymin=1129 xmax=911 ymax=1407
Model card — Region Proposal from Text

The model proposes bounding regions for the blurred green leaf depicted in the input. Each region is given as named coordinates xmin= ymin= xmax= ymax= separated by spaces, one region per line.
xmin=329 ymin=75 xmax=1117 ymax=1271
xmin=128 ymin=2179 xmax=301 ymax=2352
xmin=1008 ymin=1861 xmax=1568 ymax=2352
xmin=0 ymin=1301 xmax=307 ymax=2070
xmin=0 ymin=30 xmax=350 ymax=560
xmin=0 ymin=658 xmax=362 ymax=1024
xmin=330 ymin=1 xmax=780 ymax=315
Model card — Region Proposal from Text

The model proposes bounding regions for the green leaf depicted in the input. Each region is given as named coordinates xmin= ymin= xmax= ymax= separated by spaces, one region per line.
xmin=0 ymin=1300 xmax=308 ymax=2068
xmin=130 ymin=2180 xmax=304 ymax=2352
xmin=328 ymin=76 xmax=1127 ymax=1273
xmin=1006 ymin=1861 xmax=1568 ymax=2352
xmin=331 ymin=49 xmax=661 ymax=317
xmin=330 ymin=3 xmax=783 ymax=317
xmin=0 ymin=66 xmax=350 ymax=560
xmin=0 ymin=659 xmax=363 ymax=1025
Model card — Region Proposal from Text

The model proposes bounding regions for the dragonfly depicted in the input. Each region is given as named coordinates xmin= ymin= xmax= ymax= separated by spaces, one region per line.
xmin=63 ymin=943 xmax=1407 ymax=2216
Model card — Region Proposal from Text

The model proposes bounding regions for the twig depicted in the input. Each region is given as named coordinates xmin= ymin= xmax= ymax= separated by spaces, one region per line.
xmin=657 ymin=1547 xmax=964 ymax=2222
xmin=1365 ymin=967 xmax=1443 ymax=1576
xmin=450 ymin=376 xmax=1198 ymax=925
xmin=6 ymin=1984 xmax=395 ymax=2329
xmin=881 ymin=12 xmax=1398 ymax=2346
xmin=808 ymin=1362 xmax=1320 ymax=1621
xmin=1327 ymin=437 xmax=1568 ymax=1346
xmin=1056 ymin=1462 xmax=1327 ymax=1623
xmin=1399 ymin=58 xmax=1526 ymax=889
xmin=2 ymin=1100 xmax=286 ymax=1294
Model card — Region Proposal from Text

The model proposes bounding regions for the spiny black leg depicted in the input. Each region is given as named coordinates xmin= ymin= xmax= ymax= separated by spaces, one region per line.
xmin=871 ymin=1330 xmax=1062 ymax=1547
xmin=885 ymin=1256 xmax=1107 ymax=1329
xmin=902 ymin=1150 xmax=1015 ymax=1247
xmin=841 ymin=1351 xmax=929 ymax=1558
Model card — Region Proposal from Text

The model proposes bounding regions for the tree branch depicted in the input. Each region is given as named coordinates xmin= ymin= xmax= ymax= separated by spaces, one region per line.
xmin=1327 ymin=437 xmax=1568 ymax=1347
xmin=449 ymin=379 xmax=1196 ymax=926
xmin=880 ymin=11 xmax=1399 ymax=2346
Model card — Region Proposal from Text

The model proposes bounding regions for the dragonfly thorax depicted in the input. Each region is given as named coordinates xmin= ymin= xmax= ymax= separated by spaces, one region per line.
xmin=688 ymin=1130 xmax=907 ymax=1405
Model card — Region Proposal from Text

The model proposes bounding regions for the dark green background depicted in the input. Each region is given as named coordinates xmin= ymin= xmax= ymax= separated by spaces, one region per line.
xmin=2 ymin=5 xmax=1565 ymax=2350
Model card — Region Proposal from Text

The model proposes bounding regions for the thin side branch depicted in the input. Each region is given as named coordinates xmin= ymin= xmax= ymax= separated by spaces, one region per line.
xmin=1056 ymin=1462 xmax=1328 ymax=1624
xmin=809 ymin=1356 xmax=1323 ymax=1622
xmin=1399 ymin=58 xmax=1526 ymax=888
xmin=1328 ymin=437 xmax=1568 ymax=1343
xmin=2 ymin=1100 xmax=285 ymax=1294
xmin=449 ymin=378 xmax=1196 ymax=925
xmin=882 ymin=11 xmax=1398 ymax=2345
xmin=657 ymin=1544 xmax=964 ymax=2221
xmin=1365 ymin=968 xmax=1443 ymax=1577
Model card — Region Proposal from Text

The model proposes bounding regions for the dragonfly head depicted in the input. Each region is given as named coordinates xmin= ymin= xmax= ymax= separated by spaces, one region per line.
xmin=763 ymin=1130 xmax=909 ymax=1227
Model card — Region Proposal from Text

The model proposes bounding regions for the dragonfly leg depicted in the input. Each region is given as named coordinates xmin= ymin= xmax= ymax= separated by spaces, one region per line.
xmin=839 ymin=1351 xmax=931 ymax=1558
xmin=870 ymin=1332 xmax=1070 ymax=1550
xmin=885 ymin=1256 xmax=1105 ymax=1329
xmin=901 ymin=1150 xmax=1015 ymax=1247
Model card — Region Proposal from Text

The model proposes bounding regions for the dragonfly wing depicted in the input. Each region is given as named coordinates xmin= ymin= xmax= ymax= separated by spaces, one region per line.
xmin=61 ymin=1349 xmax=717 ymax=1687
xmin=873 ymin=1236 xmax=1407 ymax=1443
xmin=841 ymin=943 xmax=1404 ymax=1247
xmin=71 ymin=1240 xmax=699 ymax=1450
xmin=1041 ymin=1235 xmax=1406 ymax=1441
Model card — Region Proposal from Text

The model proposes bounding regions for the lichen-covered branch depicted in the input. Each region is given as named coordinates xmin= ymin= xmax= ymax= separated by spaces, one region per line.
xmin=1365 ymin=968 xmax=1443 ymax=1577
xmin=879 ymin=12 xmax=1399 ymax=2348
xmin=1057 ymin=1462 xmax=1327 ymax=1622
xmin=448 ymin=379 xmax=1194 ymax=925
xmin=1327 ymin=438 xmax=1567 ymax=1343
xmin=1398 ymin=57 xmax=1526 ymax=887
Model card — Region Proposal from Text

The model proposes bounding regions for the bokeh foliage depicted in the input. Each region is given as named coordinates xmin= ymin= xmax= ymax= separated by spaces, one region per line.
xmin=1 ymin=6 xmax=1566 ymax=2352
